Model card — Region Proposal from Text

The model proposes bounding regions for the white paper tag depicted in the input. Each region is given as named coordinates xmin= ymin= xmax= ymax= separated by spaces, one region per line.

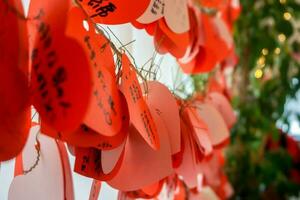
xmin=137 ymin=0 xmax=165 ymax=24
xmin=164 ymin=0 xmax=190 ymax=33
xmin=8 ymin=126 xmax=65 ymax=200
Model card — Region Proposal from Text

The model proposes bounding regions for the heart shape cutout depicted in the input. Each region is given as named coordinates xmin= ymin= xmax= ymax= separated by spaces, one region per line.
xmin=126 ymin=180 xmax=164 ymax=199
xmin=120 ymin=54 xmax=159 ymax=150
xmin=107 ymin=105 xmax=173 ymax=191
xmin=144 ymin=81 xmax=181 ymax=155
xmin=29 ymin=0 xmax=93 ymax=132
xmin=196 ymin=103 xmax=230 ymax=147
xmin=154 ymin=19 xmax=190 ymax=58
xmin=0 ymin=0 xmax=30 ymax=161
xmin=175 ymin=117 xmax=200 ymax=188
xmin=137 ymin=0 xmax=190 ymax=34
xmin=205 ymin=92 xmax=236 ymax=128
xmin=185 ymin=107 xmax=213 ymax=157
xmin=66 ymin=7 xmax=123 ymax=136
xmin=41 ymin=92 xmax=129 ymax=150
xmin=164 ymin=0 xmax=190 ymax=34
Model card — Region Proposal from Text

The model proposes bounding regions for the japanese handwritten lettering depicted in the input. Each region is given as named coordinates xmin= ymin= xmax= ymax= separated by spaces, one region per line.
xmin=74 ymin=147 xmax=105 ymax=179
xmin=124 ymin=65 xmax=142 ymax=103
xmin=80 ymin=125 xmax=113 ymax=148
xmin=121 ymin=55 xmax=159 ymax=149
xmin=77 ymin=0 xmax=116 ymax=18
xmin=151 ymin=0 xmax=164 ymax=15
xmin=31 ymin=13 xmax=72 ymax=124
xmin=141 ymin=110 xmax=156 ymax=145
xmin=83 ymin=35 xmax=115 ymax=126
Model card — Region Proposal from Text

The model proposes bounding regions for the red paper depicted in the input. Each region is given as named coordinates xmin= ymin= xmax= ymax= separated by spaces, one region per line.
xmin=155 ymin=19 xmax=190 ymax=58
xmin=132 ymin=20 xmax=158 ymax=36
xmin=196 ymin=103 xmax=230 ymax=147
xmin=66 ymin=7 xmax=123 ymax=136
xmin=0 ymin=0 xmax=30 ymax=161
xmin=74 ymin=146 xmax=125 ymax=181
xmin=200 ymin=0 xmax=225 ymax=10
xmin=145 ymin=81 xmax=181 ymax=154
xmin=202 ymin=14 xmax=231 ymax=64
xmin=206 ymin=92 xmax=236 ymax=128
xmin=126 ymin=180 xmax=163 ymax=199
xmin=29 ymin=0 xmax=93 ymax=132
xmin=175 ymin=118 xmax=199 ymax=188
xmin=107 ymin=105 xmax=173 ymax=191
xmin=120 ymin=54 xmax=159 ymax=150
xmin=41 ymin=113 xmax=128 ymax=150
xmin=101 ymin=140 xmax=126 ymax=174
xmin=41 ymin=91 xmax=128 ymax=150
xmin=174 ymin=179 xmax=187 ymax=200
xmin=56 ymin=141 xmax=75 ymax=200
xmin=185 ymin=107 xmax=213 ymax=157
xmin=77 ymin=0 xmax=150 ymax=24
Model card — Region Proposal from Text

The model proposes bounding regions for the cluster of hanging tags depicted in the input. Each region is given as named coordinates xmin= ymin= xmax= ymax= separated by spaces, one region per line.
xmin=1 ymin=0 xmax=241 ymax=199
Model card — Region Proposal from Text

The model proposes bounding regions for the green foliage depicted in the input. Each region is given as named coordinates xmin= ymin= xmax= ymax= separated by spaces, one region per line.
xmin=225 ymin=0 xmax=300 ymax=199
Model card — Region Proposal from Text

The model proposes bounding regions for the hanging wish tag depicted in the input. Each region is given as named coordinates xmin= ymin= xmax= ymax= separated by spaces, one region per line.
xmin=76 ymin=0 xmax=150 ymax=24
xmin=164 ymin=0 xmax=190 ymax=34
xmin=29 ymin=0 xmax=93 ymax=132
xmin=120 ymin=54 xmax=159 ymax=150
xmin=137 ymin=0 xmax=165 ymax=24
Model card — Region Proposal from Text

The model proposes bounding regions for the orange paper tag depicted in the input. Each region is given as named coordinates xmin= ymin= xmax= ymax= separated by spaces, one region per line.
xmin=107 ymin=105 xmax=173 ymax=191
xmin=155 ymin=19 xmax=190 ymax=58
xmin=175 ymin=116 xmax=200 ymax=188
xmin=29 ymin=1 xmax=93 ymax=132
xmin=145 ymin=81 xmax=181 ymax=155
xmin=137 ymin=0 xmax=164 ymax=24
xmin=196 ymin=103 xmax=230 ymax=147
xmin=41 ymin=116 xmax=128 ymax=150
xmin=200 ymin=0 xmax=225 ymax=10
xmin=66 ymin=7 xmax=123 ymax=136
xmin=120 ymin=54 xmax=159 ymax=150
xmin=202 ymin=14 xmax=231 ymax=63
xmin=185 ymin=107 xmax=213 ymax=157
xmin=164 ymin=0 xmax=190 ymax=34
xmin=74 ymin=146 xmax=124 ymax=181
xmin=126 ymin=180 xmax=163 ymax=199
xmin=77 ymin=0 xmax=150 ymax=24
xmin=0 ymin=0 xmax=30 ymax=161
xmin=206 ymin=92 xmax=236 ymax=128
xmin=41 ymin=92 xmax=129 ymax=150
